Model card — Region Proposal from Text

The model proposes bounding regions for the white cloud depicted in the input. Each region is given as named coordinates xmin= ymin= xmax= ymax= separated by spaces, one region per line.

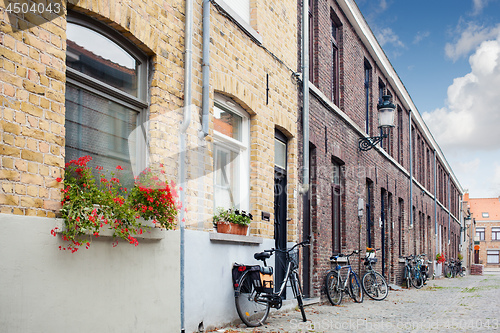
xmin=423 ymin=34 xmax=500 ymax=150
xmin=445 ymin=22 xmax=500 ymax=61
xmin=472 ymin=0 xmax=490 ymax=15
xmin=413 ymin=31 xmax=430 ymax=44
xmin=456 ymin=158 xmax=481 ymax=174
xmin=490 ymin=163 xmax=500 ymax=195
xmin=376 ymin=27 xmax=405 ymax=48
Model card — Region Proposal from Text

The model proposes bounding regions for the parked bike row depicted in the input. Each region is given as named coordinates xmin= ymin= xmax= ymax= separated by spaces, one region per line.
xmin=444 ymin=258 xmax=465 ymax=278
xmin=230 ymin=238 xmax=462 ymax=327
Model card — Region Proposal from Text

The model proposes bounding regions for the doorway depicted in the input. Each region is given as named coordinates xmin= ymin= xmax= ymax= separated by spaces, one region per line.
xmin=274 ymin=131 xmax=287 ymax=296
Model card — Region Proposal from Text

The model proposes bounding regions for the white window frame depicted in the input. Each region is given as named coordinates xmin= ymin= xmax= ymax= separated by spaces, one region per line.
xmin=213 ymin=94 xmax=250 ymax=212
xmin=492 ymin=227 xmax=500 ymax=241
xmin=482 ymin=212 xmax=490 ymax=218
xmin=487 ymin=250 xmax=500 ymax=264
xmin=476 ymin=227 xmax=485 ymax=241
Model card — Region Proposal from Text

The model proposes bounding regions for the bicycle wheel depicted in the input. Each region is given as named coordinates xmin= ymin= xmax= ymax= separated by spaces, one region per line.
xmin=349 ymin=273 xmax=364 ymax=303
xmin=410 ymin=267 xmax=424 ymax=289
xmin=290 ymin=272 xmax=307 ymax=322
xmin=444 ymin=265 xmax=452 ymax=278
xmin=325 ymin=270 xmax=342 ymax=305
xmin=235 ymin=271 xmax=270 ymax=327
xmin=362 ymin=271 xmax=389 ymax=301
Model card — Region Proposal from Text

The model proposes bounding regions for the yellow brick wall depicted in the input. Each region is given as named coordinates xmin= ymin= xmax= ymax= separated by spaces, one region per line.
xmin=192 ymin=0 xmax=299 ymax=240
xmin=0 ymin=0 xmax=185 ymax=217
xmin=1 ymin=0 xmax=299 ymax=241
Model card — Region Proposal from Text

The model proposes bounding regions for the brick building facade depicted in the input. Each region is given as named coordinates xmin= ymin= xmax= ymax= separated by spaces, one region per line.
xmin=1 ymin=0 xmax=465 ymax=330
xmin=465 ymin=193 xmax=500 ymax=268
xmin=1 ymin=0 xmax=299 ymax=331
xmin=297 ymin=0 xmax=463 ymax=298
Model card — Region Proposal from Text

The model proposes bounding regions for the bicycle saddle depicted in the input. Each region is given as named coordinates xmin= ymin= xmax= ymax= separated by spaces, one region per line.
xmin=254 ymin=251 xmax=271 ymax=261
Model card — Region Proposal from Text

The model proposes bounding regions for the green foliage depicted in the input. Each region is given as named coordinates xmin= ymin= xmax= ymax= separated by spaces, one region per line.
xmin=213 ymin=207 xmax=253 ymax=227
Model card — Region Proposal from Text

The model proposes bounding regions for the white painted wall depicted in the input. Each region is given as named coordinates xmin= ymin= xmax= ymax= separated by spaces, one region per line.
xmin=0 ymin=214 xmax=180 ymax=333
xmin=184 ymin=230 xmax=280 ymax=332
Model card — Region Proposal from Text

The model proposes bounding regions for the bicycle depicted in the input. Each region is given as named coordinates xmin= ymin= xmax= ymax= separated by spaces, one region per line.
xmin=400 ymin=254 xmax=423 ymax=289
xmin=232 ymin=237 xmax=310 ymax=327
xmin=416 ymin=254 xmax=431 ymax=285
xmin=325 ymin=250 xmax=364 ymax=305
xmin=361 ymin=248 xmax=388 ymax=301
xmin=444 ymin=259 xmax=456 ymax=278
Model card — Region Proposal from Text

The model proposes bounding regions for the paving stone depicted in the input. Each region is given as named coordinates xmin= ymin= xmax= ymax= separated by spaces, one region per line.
xmin=215 ymin=272 xmax=500 ymax=332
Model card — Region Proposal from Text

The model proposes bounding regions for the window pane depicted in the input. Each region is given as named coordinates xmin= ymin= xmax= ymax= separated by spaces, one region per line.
xmin=66 ymin=23 xmax=138 ymax=97
xmin=275 ymin=139 xmax=286 ymax=169
xmin=214 ymin=146 xmax=239 ymax=209
xmin=487 ymin=251 xmax=499 ymax=264
xmin=214 ymin=106 xmax=242 ymax=141
xmin=65 ymin=84 xmax=138 ymax=187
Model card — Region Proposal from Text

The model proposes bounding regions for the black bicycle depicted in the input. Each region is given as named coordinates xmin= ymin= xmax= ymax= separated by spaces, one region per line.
xmin=401 ymin=254 xmax=423 ymax=289
xmin=361 ymin=248 xmax=388 ymax=300
xmin=325 ymin=250 xmax=363 ymax=305
xmin=232 ymin=238 xmax=310 ymax=327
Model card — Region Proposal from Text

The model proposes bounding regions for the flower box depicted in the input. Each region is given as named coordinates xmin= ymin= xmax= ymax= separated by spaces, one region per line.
xmin=216 ymin=221 xmax=249 ymax=235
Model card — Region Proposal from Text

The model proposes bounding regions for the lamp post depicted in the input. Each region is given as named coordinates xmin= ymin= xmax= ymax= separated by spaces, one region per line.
xmin=359 ymin=95 xmax=396 ymax=151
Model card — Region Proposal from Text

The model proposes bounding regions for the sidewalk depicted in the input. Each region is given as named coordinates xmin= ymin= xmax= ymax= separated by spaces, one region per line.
xmin=212 ymin=273 xmax=500 ymax=332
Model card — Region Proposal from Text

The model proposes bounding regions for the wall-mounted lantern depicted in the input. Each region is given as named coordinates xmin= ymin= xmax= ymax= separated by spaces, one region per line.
xmin=359 ymin=95 xmax=396 ymax=151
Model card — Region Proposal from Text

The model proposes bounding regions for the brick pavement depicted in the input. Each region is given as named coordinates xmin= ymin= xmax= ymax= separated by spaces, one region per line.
xmin=213 ymin=271 xmax=500 ymax=332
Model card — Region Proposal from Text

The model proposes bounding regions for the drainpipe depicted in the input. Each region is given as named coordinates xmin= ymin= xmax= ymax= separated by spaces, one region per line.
xmin=200 ymin=0 xmax=210 ymax=138
xmin=433 ymin=149 xmax=438 ymax=275
xmin=448 ymin=176 xmax=451 ymax=246
xmin=180 ymin=0 xmax=193 ymax=331
xmin=408 ymin=110 xmax=413 ymax=250
xmin=301 ymin=0 xmax=310 ymax=194
xmin=433 ymin=149 xmax=438 ymax=248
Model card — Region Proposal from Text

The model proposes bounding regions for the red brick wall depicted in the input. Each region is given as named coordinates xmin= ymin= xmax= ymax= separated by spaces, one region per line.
xmin=297 ymin=0 xmax=462 ymax=295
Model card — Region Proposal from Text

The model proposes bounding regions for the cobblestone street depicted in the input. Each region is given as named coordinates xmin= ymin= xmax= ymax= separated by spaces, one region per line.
xmin=215 ymin=270 xmax=500 ymax=332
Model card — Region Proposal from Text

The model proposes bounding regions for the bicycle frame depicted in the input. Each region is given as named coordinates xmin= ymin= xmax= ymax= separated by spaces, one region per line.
xmin=331 ymin=253 xmax=361 ymax=294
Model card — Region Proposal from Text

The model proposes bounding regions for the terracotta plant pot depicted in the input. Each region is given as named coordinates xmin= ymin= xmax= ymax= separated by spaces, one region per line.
xmin=216 ymin=221 xmax=249 ymax=235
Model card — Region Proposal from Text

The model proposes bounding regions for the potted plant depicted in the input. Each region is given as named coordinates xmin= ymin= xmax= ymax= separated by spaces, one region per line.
xmin=52 ymin=156 xmax=179 ymax=252
xmin=436 ymin=253 xmax=446 ymax=264
xmin=213 ymin=207 xmax=252 ymax=235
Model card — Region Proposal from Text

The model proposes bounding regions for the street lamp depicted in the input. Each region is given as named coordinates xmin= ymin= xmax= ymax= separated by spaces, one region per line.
xmin=359 ymin=95 xmax=396 ymax=151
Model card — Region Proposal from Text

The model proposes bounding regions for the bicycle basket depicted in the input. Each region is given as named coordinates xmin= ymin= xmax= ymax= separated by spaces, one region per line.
xmin=288 ymin=248 xmax=299 ymax=270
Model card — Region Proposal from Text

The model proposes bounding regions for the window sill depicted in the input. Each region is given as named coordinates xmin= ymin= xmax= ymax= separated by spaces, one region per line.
xmin=212 ymin=0 xmax=263 ymax=45
xmin=54 ymin=219 xmax=165 ymax=240
xmin=209 ymin=232 xmax=263 ymax=245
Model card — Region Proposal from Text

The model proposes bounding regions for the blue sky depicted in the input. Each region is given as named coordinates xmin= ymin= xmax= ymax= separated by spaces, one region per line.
xmin=356 ymin=0 xmax=500 ymax=198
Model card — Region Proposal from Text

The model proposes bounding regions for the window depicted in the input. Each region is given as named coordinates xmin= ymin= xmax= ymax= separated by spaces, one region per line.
xmin=330 ymin=10 xmax=340 ymax=105
xmin=482 ymin=212 xmax=490 ymax=218
xmin=65 ymin=13 xmax=148 ymax=188
xmin=213 ymin=95 xmax=250 ymax=212
xmin=364 ymin=61 xmax=372 ymax=135
xmin=220 ymin=0 xmax=249 ymax=23
xmin=332 ymin=161 xmax=342 ymax=253
xmin=397 ymin=107 xmax=403 ymax=165
xmin=398 ymin=198 xmax=404 ymax=256
xmin=492 ymin=227 xmax=500 ymax=240
xmin=487 ymin=250 xmax=500 ymax=264
xmin=309 ymin=0 xmax=315 ymax=80
xmin=366 ymin=179 xmax=374 ymax=248
xmin=476 ymin=227 xmax=485 ymax=241
xmin=378 ymin=82 xmax=385 ymax=148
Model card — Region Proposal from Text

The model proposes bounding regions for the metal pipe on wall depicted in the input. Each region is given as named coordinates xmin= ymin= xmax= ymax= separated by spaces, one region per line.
xmin=200 ymin=0 xmax=210 ymax=138
xmin=301 ymin=0 xmax=310 ymax=194
xmin=180 ymin=0 xmax=193 ymax=331
xmin=409 ymin=110 xmax=413 ymax=252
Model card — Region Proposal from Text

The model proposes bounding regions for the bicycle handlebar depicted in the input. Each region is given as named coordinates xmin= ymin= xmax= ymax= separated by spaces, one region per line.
xmin=265 ymin=236 xmax=311 ymax=254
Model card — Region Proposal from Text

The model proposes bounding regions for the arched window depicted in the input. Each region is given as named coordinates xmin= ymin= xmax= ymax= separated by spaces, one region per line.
xmin=213 ymin=94 xmax=250 ymax=211
xmin=65 ymin=12 xmax=148 ymax=186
